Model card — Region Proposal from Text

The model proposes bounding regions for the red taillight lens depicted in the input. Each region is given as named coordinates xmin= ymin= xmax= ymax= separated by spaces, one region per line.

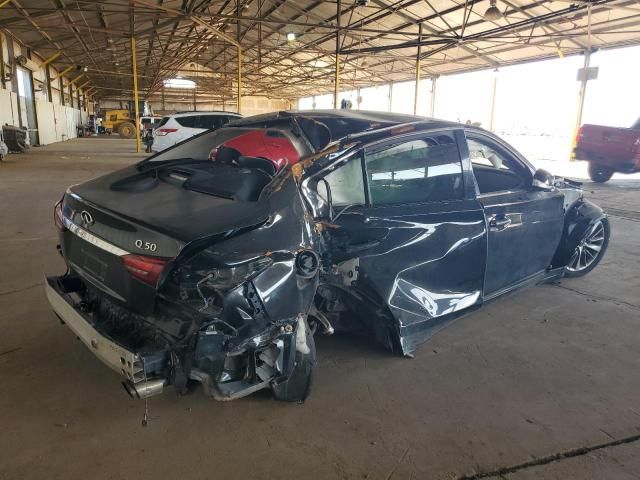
xmin=122 ymin=254 xmax=171 ymax=286
xmin=155 ymin=128 xmax=178 ymax=137
xmin=208 ymin=147 xmax=218 ymax=160
xmin=54 ymin=199 xmax=66 ymax=232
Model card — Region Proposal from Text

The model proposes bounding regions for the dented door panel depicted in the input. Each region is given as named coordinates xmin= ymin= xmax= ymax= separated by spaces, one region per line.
xmin=329 ymin=199 xmax=487 ymax=354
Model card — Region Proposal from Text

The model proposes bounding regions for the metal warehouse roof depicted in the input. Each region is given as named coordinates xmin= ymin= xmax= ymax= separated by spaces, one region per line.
xmin=1 ymin=0 xmax=639 ymax=101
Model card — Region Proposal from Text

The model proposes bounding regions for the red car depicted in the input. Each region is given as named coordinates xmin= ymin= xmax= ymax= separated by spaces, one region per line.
xmin=573 ymin=118 xmax=640 ymax=182
xmin=210 ymin=129 xmax=301 ymax=170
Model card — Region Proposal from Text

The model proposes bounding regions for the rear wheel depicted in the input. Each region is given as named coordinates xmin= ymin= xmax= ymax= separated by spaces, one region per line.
xmin=118 ymin=122 xmax=136 ymax=139
xmin=588 ymin=163 xmax=614 ymax=183
xmin=565 ymin=218 xmax=610 ymax=277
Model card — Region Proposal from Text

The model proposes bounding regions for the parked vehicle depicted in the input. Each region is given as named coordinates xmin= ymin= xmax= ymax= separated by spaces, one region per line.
xmin=140 ymin=116 xmax=163 ymax=132
xmin=0 ymin=128 xmax=8 ymax=161
xmin=572 ymin=118 xmax=640 ymax=182
xmin=46 ymin=110 xmax=609 ymax=403
xmin=153 ymin=111 xmax=241 ymax=152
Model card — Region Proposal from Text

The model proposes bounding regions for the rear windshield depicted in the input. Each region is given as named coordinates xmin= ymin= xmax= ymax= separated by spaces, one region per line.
xmin=145 ymin=127 xmax=309 ymax=165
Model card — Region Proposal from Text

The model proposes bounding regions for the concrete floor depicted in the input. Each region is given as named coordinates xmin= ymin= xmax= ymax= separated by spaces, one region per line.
xmin=1 ymin=138 xmax=639 ymax=480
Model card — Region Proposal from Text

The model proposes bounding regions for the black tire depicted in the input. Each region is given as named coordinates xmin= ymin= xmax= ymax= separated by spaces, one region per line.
xmin=272 ymin=319 xmax=315 ymax=402
xmin=588 ymin=163 xmax=614 ymax=183
xmin=118 ymin=122 xmax=136 ymax=139
xmin=565 ymin=218 xmax=610 ymax=278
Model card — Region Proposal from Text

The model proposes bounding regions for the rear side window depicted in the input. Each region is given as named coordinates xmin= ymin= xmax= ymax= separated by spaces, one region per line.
xmin=181 ymin=114 xmax=232 ymax=130
xmin=175 ymin=116 xmax=198 ymax=128
xmin=365 ymin=132 xmax=463 ymax=205
xmin=322 ymin=157 xmax=366 ymax=207
xmin=157 ymin=116 xmax=170 ymax=128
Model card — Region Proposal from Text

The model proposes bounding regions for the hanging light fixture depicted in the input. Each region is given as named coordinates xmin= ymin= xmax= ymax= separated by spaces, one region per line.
xmin=484 ymin=0 xmax=502 ymax=21
xmin=286 ymin=32 xmax=296 ymax=42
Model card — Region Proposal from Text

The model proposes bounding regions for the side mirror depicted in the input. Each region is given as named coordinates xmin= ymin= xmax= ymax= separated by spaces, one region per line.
xmin=532 ymin=168 xmax=555 ymax=191
xmin=318 ymin=178 xmax=334 ymax=221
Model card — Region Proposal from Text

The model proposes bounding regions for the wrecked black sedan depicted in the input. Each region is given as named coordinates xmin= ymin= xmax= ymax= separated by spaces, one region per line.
xmin=46 ymin=110 xmax=610 ymax=402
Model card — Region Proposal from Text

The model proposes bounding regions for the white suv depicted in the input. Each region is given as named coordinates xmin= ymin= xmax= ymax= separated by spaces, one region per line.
xmin=153 ymin=111 xmax=242 ymax=152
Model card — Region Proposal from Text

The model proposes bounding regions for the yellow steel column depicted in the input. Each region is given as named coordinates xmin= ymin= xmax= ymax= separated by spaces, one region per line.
xmin=131 ymin=35 xmax=141 ymax=153
xmin=334 ymin=0 xmax=341 ymax=109
xmin=0 ymin=0 xmax=12 ymax=8
xmin=237 ymin=46 xmax=242 ymax=114
xmin=413 ymin=24 xmax=422 ymax=115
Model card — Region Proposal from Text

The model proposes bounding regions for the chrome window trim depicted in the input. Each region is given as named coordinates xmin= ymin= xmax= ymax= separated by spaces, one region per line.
xmin=63 ymin=216 xmax=130 ymax=257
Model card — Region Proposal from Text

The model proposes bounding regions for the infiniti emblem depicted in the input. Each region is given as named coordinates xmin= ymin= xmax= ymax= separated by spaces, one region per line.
xmin=80 ymin=210 xmax=94 ymax=226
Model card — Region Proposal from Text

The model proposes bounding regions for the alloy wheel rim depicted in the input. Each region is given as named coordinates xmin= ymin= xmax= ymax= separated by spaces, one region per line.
xmin=566 ymin=220 xmax=606 ymax=272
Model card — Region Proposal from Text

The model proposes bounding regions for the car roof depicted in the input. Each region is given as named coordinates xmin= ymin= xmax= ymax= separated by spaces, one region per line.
xmin=229 ymin=109 xmax=462 ymax=151
xmin=231 ymin=109 xmax=460 ymax=133
xmin=170 ymin=111 xmax=242 ymax=117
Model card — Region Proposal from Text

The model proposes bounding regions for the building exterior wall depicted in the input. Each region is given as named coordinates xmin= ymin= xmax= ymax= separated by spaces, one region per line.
xmin=0 ymin=31 xmax=93 ymax=146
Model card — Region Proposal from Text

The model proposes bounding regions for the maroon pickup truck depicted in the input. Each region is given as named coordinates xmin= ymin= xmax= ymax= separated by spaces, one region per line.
xmin=573 ymin=118 xmax=640 ymax=182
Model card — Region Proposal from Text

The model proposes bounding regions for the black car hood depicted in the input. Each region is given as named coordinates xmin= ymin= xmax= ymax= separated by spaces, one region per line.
xmin=69 ymin=165 xmax=271 ymax=246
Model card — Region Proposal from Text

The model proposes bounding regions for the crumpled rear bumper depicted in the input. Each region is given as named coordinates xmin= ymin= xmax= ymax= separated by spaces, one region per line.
xmin=45 ymin=275 xmax=147 ymax=383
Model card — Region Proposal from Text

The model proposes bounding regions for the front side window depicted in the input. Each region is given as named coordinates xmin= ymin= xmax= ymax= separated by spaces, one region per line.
xmin=467 ymin=135 xmax=529 ymax=194
xmin=366 ymin=133 xmax=463 ymax=205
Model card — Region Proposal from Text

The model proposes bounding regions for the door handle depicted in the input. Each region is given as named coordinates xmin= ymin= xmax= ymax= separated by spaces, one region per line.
xmin=489 ymin=214 xmax=512 ymax=231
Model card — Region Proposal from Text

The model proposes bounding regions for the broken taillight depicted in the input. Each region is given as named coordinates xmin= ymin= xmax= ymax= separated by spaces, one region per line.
xmin=155 ymin=128 xmax=178 ymax=137
xmin=122 ymin=254 xmax=172 ymax=287
xmin=54 ymin=199 xmax=67 ymax=232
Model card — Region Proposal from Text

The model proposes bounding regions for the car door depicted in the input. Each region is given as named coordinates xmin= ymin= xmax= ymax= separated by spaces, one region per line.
xmin=317 ymin=129 xmax=487 ymax=351
xmin=463 ymin=131 xmax=565 ymax=298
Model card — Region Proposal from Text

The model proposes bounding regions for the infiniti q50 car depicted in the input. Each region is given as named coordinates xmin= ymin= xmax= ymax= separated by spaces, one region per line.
xmin=46 ymin=110 xmax=609 ymax=402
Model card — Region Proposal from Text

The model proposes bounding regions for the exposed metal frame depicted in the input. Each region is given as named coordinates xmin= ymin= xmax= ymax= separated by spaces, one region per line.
xmin=0 ymin=0 xmax=637 ymax=103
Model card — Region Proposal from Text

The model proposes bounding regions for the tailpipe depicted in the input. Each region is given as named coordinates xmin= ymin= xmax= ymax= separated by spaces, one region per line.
xmin=122 ymin=379 xmax=166 ymax=399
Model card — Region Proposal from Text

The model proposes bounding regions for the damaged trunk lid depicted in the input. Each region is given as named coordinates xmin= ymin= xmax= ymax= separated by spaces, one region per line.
xmin=61 ymin=163 xmax=271 ymax=311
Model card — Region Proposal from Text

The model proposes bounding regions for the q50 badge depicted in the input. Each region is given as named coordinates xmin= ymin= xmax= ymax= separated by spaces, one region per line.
xmin=135 ymin=239 xmax=157 ymax=252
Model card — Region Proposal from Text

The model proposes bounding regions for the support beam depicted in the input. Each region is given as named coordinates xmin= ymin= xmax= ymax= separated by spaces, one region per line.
xmin=0 ymin=0 xmax=12 ymax=8
xmin=573 ymin=48 xmax=591 ymax=154
xmin=334 ymin=0 xmax=341 ymax=109
xmin=59 ymin=76 xmax=65 ymax=105
xmin=68 ymin=73 xmax=85 ymax=86
xmin=0 ymin=31 xmax=5 ymax=89
xmin=52 ymin=66 xmax=73 ymax=81
xmin=237 ymin=0 xmax=242 ymax=114
xmin=237 ymin=47 xmax=242 ymax=114
xmin=41 ymin=51 xmax=61 ymax=67
xmin=414 ymin=23 xmax=422 ymax=115
xmin=132 ymin=0 xmax=240 ymax=47
xmin=77 ymin=80 xmax=90 ymax=90
xmin=429 ymin=75 xmax=438 ymax=117
xmin=488 ymin=70 xmax=498 ymax=131
xmin=131 ymin=35 xmax=141 ymax=153
xmin=45 ymin=64 xmax=53 ymax=101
